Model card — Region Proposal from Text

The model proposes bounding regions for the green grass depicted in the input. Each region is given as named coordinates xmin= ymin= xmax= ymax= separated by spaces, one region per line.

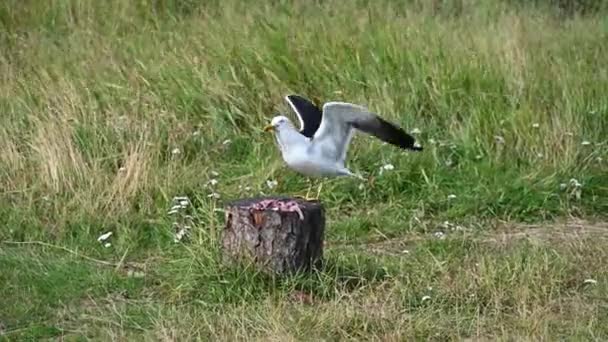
xmin=1 ymin=0 xmax=607 ymax=339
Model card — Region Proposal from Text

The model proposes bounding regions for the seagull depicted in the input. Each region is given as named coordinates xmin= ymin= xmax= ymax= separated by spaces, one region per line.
xmin=263 ymin=94 xmax=422 ymax=199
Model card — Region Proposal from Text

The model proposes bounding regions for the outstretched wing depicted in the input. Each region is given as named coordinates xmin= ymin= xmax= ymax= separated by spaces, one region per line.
xmin=285 ymin=94 xmax=323 ymax=138
xmin=313 ymin=102 xmax=422 ymax=163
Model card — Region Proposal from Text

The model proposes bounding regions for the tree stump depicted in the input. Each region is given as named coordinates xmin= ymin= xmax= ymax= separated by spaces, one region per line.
xmin=222 ymin=197 xmax=325 ymax=274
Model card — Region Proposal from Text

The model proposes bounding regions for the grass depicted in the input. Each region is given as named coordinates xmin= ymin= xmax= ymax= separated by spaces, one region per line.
xmin=1 ymin=0 xmax=607 ymax=339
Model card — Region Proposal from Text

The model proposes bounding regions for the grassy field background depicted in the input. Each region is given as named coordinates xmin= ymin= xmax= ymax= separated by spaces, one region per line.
xmin=1 ymin=0 xmax=607 ymax=340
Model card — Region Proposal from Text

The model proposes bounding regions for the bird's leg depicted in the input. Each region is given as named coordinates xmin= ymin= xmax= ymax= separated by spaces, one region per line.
xmin=304 ymin=178 xmax=313 ymax=200
xmin=314 ymin=180 xmax=324 ymax=200
xmin=302 ymin=178 xmax=322 ymax=201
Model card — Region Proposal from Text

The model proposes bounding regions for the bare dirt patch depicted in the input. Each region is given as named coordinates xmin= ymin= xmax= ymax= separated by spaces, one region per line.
xmin=331 ymin=219 xmax=608 ymax=257
xmin=486 ymin=219 xmax=608 ymax=244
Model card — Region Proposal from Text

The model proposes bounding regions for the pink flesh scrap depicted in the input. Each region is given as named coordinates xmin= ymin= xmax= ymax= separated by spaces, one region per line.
xmin=249 ymin=199 xmax=304 ymax=220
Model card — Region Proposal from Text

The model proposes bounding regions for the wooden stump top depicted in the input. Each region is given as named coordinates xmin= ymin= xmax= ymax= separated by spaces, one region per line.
xmin=228 ymin=196 xmax=322 ymax=209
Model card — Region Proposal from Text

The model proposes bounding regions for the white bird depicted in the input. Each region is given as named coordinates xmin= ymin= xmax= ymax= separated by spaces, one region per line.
xmin=263 ymin=95 xmax=422 ymax=198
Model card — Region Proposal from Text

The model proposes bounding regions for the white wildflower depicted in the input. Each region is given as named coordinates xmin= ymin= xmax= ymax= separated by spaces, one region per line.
xmin=559 ymin=183 xmax=567 ymax=191
xmin=567 ymin=178 xmax=583 ymax=200
xmin=379 ymin=163 xmax=394 ymax=175
xmin=447 ymin=194 xmax=457 ymax=200
xmin=266 ymin=180 xmax=278 ymax=189
xmin=358 ymin=183 xmax=365 ymax=190
xmin=421 ymin=295 xmax=431 ymax=302
xmin=413 ymin=142 xmax=423 ymax=149
xmin=210 ymin=170 xmax=220 ymax=177
xmin=222 ymin=139 xmax=232 ymax=145
xmin=440 ymin=221 xmax=453 ymax=229
xmin=583 ymin=279 xmax=597 ymax=285
xmin=537 ymin=153 xmax=544 ymax=158
xmin=192 ymin=131 xmax=201 ymax=136
xmin=97 ymin=232 xmax=113 ymax=242
xmin=127 ymin=270 xmax=145 ymax=278
xmin=207 ymin=192 xmax=221 ymax=199
xmin=569 ymin=178 xmax=582 ymax=188
xmin=104 ymin=242 xmax=112 ymax=248
xmin=171 ymin=148 xmax=181 ymax=155
xmin=118 ymin=166 xmax=126 ymax=172
xmin=581 ymin=141 xmax=591 ymax=146
xmin=401 ymin=249 xmax=410 ymax=254
xmin=532 ymin=123 xmax=540 ymax=128
xmin=174 ymin=226 xmax=190 ymax=243
xmin=411 ymin=128 xmax=422 ymax=134
xmin=207 ymin=179 xmax=219 ymax=186
xmin=433 ymin=231 xmax=446 ymax=239
xmin=475 ymin=154 xmax=483 ymax=160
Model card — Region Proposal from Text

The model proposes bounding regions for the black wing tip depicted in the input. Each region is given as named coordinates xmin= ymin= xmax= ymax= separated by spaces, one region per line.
xmin=400 ymin=139 xmax=423 ymax=152
xmin=284 ymin=94 xmax=301 ymax=109
xmin=408 ymin=136 xmax=423 ymax=151
xmin=374 ymin=117 xmax=424 ymax=152
xmin=286 ymin=94 xmax=322 ymax=106
xmin=285 ymin=94 xmax=323 ymax=138
xmin=286 ymin=94 xmax=306 ymax=102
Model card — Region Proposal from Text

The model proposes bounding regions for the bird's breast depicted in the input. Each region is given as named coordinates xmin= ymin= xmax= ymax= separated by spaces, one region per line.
xmin=284 ymin=152 xmax=344 ymax=177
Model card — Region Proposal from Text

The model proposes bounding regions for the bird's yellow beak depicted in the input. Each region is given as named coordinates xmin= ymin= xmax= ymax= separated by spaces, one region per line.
xmin=264 ymin=124 xmax=274 ymax=132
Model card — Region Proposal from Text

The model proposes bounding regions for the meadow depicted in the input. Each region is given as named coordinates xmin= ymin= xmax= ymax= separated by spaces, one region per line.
xmin=1 ymin=0 xmax=607 ymax=340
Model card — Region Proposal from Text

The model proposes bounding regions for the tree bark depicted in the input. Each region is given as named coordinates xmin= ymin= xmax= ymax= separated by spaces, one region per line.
xmin=222 ymin=197 xmax=325 ymax=274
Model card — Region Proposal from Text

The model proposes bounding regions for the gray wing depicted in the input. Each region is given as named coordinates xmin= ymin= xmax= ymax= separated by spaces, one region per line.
xmin=312 ymin=102 xmax=422 ymax=163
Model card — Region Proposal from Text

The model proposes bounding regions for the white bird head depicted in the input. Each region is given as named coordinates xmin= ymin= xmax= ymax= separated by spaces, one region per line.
xmin=264 ymin=115 xmax=293 ymax=133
